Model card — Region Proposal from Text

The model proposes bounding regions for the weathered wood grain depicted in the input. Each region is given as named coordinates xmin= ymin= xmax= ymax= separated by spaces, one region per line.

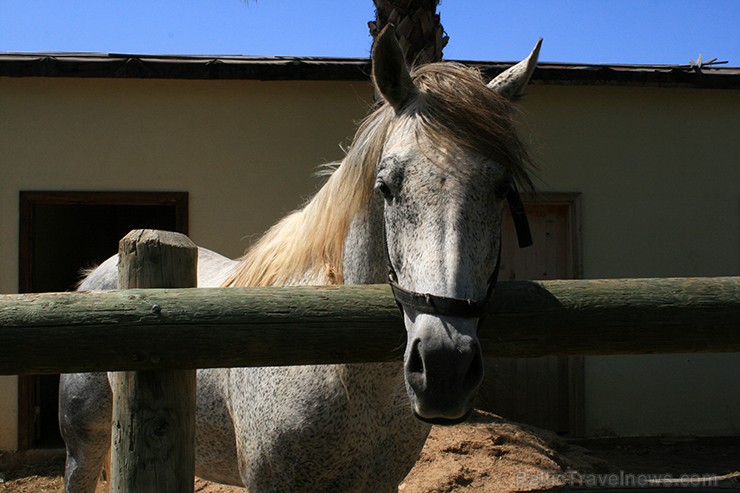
xmin=1 ymin=277 xmax=738 ymax=375
xmin=110 ymin=229 xmax=196 ymax=493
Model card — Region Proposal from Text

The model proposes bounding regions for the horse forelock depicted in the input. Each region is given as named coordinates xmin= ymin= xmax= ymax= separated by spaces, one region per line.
xmin=223 ymin=61 xmax=532 ymax=289
xmin=407 ymin=62 xmax=534 ymax=191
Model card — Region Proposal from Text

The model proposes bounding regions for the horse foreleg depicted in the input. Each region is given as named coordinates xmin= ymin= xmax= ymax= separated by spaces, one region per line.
xmin=59 ymin=372 xmax=112 ymax=493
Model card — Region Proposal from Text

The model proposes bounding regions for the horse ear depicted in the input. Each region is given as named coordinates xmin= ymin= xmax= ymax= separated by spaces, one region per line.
xmin=372 ymin=26 xmax=415 ymax=112
xmin=487 ymin=38 xmax=542 ymax=100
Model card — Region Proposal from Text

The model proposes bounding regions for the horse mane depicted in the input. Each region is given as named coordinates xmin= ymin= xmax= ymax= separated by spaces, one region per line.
xmin=222 ymin=105 xmax=395 ymax=287
xmin=223 ymin=61 xmax=532 ymax=288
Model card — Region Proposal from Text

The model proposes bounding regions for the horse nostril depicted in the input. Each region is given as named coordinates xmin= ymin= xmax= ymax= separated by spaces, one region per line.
xmin=405 ymin=338 xmax=427 ymax=393
xmin=407 ymin=339 xmax=424 ymax=375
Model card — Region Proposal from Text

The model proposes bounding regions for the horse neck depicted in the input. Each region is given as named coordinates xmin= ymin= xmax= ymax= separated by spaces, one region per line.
xmin=338 ymin=195 xmax=406 ymax=394
xmin=341 ymin=194 xmax=387 ymax=285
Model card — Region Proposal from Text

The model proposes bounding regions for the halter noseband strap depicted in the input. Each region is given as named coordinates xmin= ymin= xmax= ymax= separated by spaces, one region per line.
xmin=388 ymin=268 xmax=492 ymax=318
xmin=386 ymin=185 xmax=532 ymax=319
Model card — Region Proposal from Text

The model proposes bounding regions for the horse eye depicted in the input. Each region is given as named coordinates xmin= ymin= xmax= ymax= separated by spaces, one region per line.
xmin=375 ymin=180 xmax=393 ymax=201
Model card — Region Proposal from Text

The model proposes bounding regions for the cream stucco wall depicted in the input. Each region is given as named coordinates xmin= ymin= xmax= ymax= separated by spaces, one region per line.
xmin=1 ymin=76 xmax=739 ymax=449
xmin=519 ymin=85 xmax=740 ymax=436
xmin=0 ymin=77 xmax=373 ymax=264
xmin=0 ymin=377 xmax=17 ymax=449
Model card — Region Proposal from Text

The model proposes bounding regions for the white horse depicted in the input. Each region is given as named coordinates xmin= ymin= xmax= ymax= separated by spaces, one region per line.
xmin=59 ymin=27 xmax=540 ymax=493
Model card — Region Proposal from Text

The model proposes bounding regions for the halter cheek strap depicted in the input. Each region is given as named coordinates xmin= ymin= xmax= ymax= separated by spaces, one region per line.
xmin=386 ymin=185 xmax=532 ymax=320
xmin=506 ymin=184 xmax=533 ymax=250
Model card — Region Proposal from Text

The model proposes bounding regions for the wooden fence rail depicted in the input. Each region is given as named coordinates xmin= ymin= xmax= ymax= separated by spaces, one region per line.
xmin=1 ymin=276 xmax=739 ymax=375
xmin=1 ymin=228 xmax=738 ymax=493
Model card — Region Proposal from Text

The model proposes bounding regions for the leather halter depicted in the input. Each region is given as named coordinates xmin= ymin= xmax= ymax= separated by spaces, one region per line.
xmin=386 ymin=185 xmax=532 ymax=319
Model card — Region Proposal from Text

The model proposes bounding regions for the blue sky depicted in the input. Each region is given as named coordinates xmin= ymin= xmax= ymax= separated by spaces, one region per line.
xmin=1 ymin=1 xmax=738 ymax=65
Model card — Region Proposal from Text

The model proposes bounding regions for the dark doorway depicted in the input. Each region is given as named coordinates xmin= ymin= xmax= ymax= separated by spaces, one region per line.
xmin=18 ymin=191 xmax=188 ymax=449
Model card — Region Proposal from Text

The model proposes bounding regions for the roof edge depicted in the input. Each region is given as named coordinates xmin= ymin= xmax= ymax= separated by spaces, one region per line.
xmin=1 ymin=53 xmax=738 ymax=89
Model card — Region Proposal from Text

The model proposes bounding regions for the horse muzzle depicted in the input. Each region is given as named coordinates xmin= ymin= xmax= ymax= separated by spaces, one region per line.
xmin=403 ymin=315 xmax=484 ymax=425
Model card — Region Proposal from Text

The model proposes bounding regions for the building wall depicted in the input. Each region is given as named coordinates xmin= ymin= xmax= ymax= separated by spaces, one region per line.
xmin=1 ymin=76 xmax=739 ymax=449
xmin=520 ymin=85 xmax=740 ymax=436
xmin=0 ymin=76 xmax=373 ymax=450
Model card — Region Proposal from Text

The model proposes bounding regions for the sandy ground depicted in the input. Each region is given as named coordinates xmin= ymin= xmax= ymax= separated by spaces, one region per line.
xmin=2 ymin=411 xmax=739 ymax=492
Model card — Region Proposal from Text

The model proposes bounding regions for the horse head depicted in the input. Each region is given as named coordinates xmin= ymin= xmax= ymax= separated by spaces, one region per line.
xmin=372 ymin=27 xmax=540 ymax=424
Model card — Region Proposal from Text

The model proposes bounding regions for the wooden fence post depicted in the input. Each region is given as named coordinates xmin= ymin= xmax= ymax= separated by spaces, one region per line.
xmin=110 ymin=229 xmax=197 ymax=493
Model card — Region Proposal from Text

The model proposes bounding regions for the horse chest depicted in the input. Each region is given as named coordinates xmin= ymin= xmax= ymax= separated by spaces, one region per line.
xmin=223 ymin=364 xmax=429 ymax=492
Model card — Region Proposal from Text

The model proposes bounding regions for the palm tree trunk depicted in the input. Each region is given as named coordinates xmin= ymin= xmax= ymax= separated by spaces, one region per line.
xmin=369 ymin=0 xmax=448 ymax=65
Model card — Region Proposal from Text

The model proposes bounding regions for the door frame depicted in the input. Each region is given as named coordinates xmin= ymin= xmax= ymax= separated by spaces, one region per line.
xmin=17 ymin=190 xmax=188 ymax=449
xmin=491 ymin=192 xmax=585 ymax=435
